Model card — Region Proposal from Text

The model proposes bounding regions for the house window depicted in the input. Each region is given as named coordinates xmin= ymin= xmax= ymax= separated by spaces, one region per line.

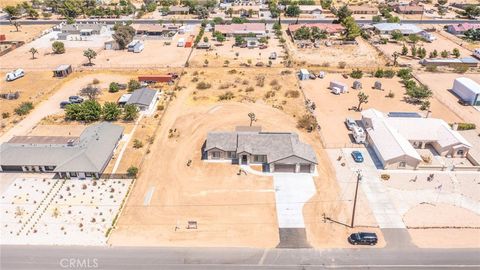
xmin=227 ymin=151 xmax=236 ymax=159
xmin=399 ymin=162 xmax=406 ymax=168
xmin=211 ymin=151 xmax=221 ymax=159
xmin=45 ymin=166 xmax=55 ymax=171
xmin=69 ymin=172 xmax=78 ymax=177
xmin=253 ymin=155 xmax=266 ymax=163
xmin=457 ymin=150 xmax=464 ymax=156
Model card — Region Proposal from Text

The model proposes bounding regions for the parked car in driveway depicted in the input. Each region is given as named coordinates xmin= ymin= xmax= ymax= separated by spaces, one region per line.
xmin=351 ymin=151 xmax=364 ymax=163
xmin=60 ymin=101 xmax=72 ymax=108
xmin=345 ymin=118 xmax=357 ymax=130
xmin=348 ymin=232 xmax=378 ymax=245
xmin=69 ymin=96 xmax=84 ymax=103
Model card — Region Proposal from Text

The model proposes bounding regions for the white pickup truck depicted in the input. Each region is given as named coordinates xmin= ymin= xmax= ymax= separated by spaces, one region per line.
xmin=5 ymin=69 xmax=25 ymax=81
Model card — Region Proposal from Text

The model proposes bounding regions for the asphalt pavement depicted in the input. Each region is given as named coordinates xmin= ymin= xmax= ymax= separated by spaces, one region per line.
xmin=1 ymin=245 xmax=479 ymax=270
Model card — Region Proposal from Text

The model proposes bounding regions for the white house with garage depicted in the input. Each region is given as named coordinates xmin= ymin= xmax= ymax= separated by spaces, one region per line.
xmin=361 ymin=109 xmax=472 ymax=169
xmin=203 ymin=126 xmax=317 ymax=173
xmin=125 ymin=87 xmax=159 ymax=115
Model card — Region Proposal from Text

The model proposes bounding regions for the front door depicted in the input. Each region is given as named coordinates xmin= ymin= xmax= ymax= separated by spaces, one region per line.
xmin=241 ymin=155 xmax=248 ymax=165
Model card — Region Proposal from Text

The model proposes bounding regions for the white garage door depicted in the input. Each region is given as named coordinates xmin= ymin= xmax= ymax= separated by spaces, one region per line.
xmin=274 ymin=164 xmax=296 ymax=173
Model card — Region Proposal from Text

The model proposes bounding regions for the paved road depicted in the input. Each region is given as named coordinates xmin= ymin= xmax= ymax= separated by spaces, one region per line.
xmin=1 ymin=245 xmax=479 ymax=270
xmin=0 ymin=18 xmax=479 ymax=25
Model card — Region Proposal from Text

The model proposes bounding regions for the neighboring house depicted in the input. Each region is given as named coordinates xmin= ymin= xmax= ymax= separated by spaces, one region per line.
xmin=57 ymin=23 xmax=107 ymax=40
xmin=204 ymin=127 xmax=317 ymax=173
xmin=420 ymin=57 xmax=479 ymax=68
xmin=168 ymin=6 xmax=190 ymax=15
xmin=419 ymin=31 xmax=436 ymax=42
xmin=126 ymin=87 xmax=159 ymax=112
xmin=395 ymin=4 xmax=424 ymax=14
xmin=230 ymin=5 xmax=261 ymax=17
xmin=215 ymin=23 xmax=266 ymax=36
xmin=349 ymin=5 xmax=379 ymax=15
xmin=132 ymin=24 xmax=179 ymax=37
xmin=288 ymin=23 xmax=345 ymax=37
xmin=298 ymin=5 xmax=323 ymax=15
xmin=361 ymin=109 xmax=472 ymax=170
xmin=447 ymin=23 xmax=480 ymax=36
xmin=373 ymin=23 xmax=423 ymax=35
xmin=452 ymin=77 xmax=480 ymax=106
xmin=0 ymin=122 xmax=124 ymax=179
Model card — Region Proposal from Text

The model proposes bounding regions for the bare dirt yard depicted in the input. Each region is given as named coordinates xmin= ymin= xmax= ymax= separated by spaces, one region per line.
xmin=95 ymin=27 xmax=199 ymax=69
xmin=285 ymin=35 xmax=387 ymax=69
xmin=0 ymin=24 xmax=53 ymax=43
xmin=300 ymin=73 xmax=463 ymax=147
xmin=415 ymin=72 xmax=480 ymax=129
xmin=188 ymin=30 xmax=284 ymax=68
xmin=110 ymin=67 xmax=365 ymax=248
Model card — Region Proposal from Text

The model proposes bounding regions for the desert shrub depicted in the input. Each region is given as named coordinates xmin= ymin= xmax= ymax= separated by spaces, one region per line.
xmin=321 ymin=62 xmax=330 ymax=67
xmin=219 ymin=83 xmax=231 ymax=89
xmin=127 ymin=79 xmax=141 ymax=92
xmin=218 ymin=91 xmax=235 ymax=101
xmin=52 ymin=41 xmax=65 ymax=54
xmin=109 ymin=82 xmax=120 ymax=93
xmin=264 ymin=90 xmax=276 ymax=99
xmin=127 ymin=166 xmax=139 ymax=178
xmin=245 ymin=86 xmax=254 ymax=92
xmin=297 ymin=114 xmax=317 ymax=131
xmin=157 ymin=104 xmax=164 ymax=111
xmin=92 ymin=78 xmax=100 ymax=85
xmin=14 ymin=102 xmax=34 ymax=116
xmin=455 ymin=123 xmax=476 ymax=130
xmin=255 ymin=75 xmax=265 ymax=87
xmin=384 ymin=69 xmax=396 ymax=78
xmin=380 ymin=174 xmax=390 ymax=180
xmin=374 ymin=68 xmax=384 ymax=78
xmin=338 ymin=61 xmax=347 ymax=69
xmin=452 ymin=64 xmax=468 ymax=74
xmin=426 ymin=66 xmax=438 ymax=72
xmin=285 ymin=90 xmax=300 ymax=98
xmin=196 ymin=81 xmax=212 ymax=90
xmin=397 ymin=68 xmax=412 ymax=80
xmin=2 ymin=112 xmax=10 ymax=119
xmin=386 ymin=91 xmax=395 ymax=98
xmin=242 ymin=80 xmax=249 ymax=85
xmin=133 ymin=139 xmax=143 ymax=149
xmin=350 ymin=69 xmax=363 ymax=79
xmin=270 ymin=79 xmax=279 ymax=86
xmin=228 ymin=69 xmax=237 ymax=74
xmin=280 ymin=70 xmax=292 ymax=75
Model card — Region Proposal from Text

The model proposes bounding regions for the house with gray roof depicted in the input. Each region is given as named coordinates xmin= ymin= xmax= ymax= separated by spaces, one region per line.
xmin=126 ymin=88 xmax=159 ymax=113
xmin=0 ymin=122 xmax=123 ymax=179
xmin=204 ymin=127 xmax=317 ymax=173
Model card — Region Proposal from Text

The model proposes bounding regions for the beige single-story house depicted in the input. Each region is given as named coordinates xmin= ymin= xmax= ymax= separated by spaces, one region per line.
xmin=204 ymin=127 xmax=317 ymax=173
xmin=349 ymin=5 xmax=379 ymax=15
xmin=298 ymin=5 xmax=323 ymax=15
xmin=361 ymin=109 xmax=472 ymax=169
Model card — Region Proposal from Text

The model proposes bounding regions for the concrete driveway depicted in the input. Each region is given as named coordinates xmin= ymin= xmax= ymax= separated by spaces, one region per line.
xmin=273 ymin=174 xmax=316 ymax=248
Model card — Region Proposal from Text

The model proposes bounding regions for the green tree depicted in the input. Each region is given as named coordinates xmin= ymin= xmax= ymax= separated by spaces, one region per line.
xmin=79 ymin=100 xmax=102 ymax=122
xmin=235 ymin=36 xmax=245 ymax=45
xmin=357 ymin=92 xmax=369 ymax=111
xmin=4 ymin=5 xmax=20 ymax=18
xmin=406 ymin=84 xmax=432 ymax=103
xmin=52 ymin=41 xmax=65 ymax=54
xmin=103 ymin=102 xmax=122 ymax=121
xmin=109 ymin=82 xmax=120 ymax=93
xmin=441 ymin=50 xmax=449 ymax=58
xmin=387 ymin=16 xmax=400 ymax=23
xmin=411 ymin=46 xmax=417 ymax=57
xmin=397 ymin=68 xmax=412 ymax=80
xmin=407 ymin=34 xmax=420 ymax=44
xmin=320 ymin=0 xmax=332 ymax=9
xmin=127 ymin=166 xmax=139 ymax=177
xmin=285 ymin=4 xmax=300 ymax=17
xmin=464 ymin=29 xmax=480 ymax=41
xmin=464 ymin=5 xmax=480 ymax=19
xmin=112 ymin=25 xmax=136 ymax=50
xmin=342 ymin=16 xmax=361 ymax=40
xmin=311 ymin=26 xmax=327 ymax=41
xmin=391 ymin=30 xmax=403 ymax=40
xmin=123 ymin=104 xmax=139 ymax=121
xmin=83 ymin=48 xmax=97 ymax=65
xmin=293 ymin=26 xmax=311 ymax=40
xmin=335 ymin=5 xmax=352 ymax=23
xmin=372 ymin=15 xmax=382 ymax=23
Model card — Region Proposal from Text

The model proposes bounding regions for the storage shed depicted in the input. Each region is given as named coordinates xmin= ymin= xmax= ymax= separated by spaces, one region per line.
xmin=330 ymin=81 xmax=347 ymax=94
xmin=353 ymin=80 xmax=362 ymax=90
xmin=53 ymin=64 xmax=73 ymax=78
xmin=299 ymin=69 xmax=310 ymax=80
xmin=374 ymin=81 xmax=382 ymax=90
xmin=452 ymin=77 xmax=480 ymax=106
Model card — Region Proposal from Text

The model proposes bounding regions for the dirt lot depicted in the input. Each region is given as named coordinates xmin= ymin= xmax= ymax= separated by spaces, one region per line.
xmin=0 ymin=24 xmax=53 ymax=43
xmin=415 ymin=72 xmax=480 ymax=129
xmin=301 ymin=73 xmax=463 ymax=147
xmin=374 ymin=31 xmax=474 ymax=69
xmin=189 ymin=31 xmax=284 ymax=68
xmin=286 ymin=35 xmax=387 ymax=69
xmin=110 ymin=67 xmax=365 ymax=248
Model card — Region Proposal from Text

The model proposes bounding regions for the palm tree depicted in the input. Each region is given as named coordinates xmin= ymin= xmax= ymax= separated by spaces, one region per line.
xmin=29 ymin=47 xmax=38 ymax=59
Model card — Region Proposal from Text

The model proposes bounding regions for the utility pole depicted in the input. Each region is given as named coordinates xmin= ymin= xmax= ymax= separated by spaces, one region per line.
xmin=351 ymin=170 xmax=362 ymax=228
